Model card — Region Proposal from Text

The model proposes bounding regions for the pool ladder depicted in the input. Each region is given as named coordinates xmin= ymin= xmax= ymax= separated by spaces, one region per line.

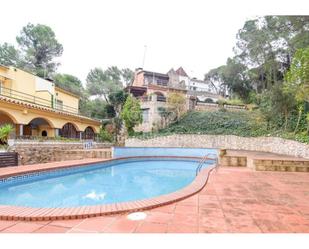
xmin=195 ymin=153 xmax=217 ymax=175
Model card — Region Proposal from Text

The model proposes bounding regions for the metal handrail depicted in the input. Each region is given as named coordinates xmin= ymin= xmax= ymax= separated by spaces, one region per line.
xmin=0 ymin=85 xmax=80 ymax=116
xmin=195 ymin=153 xmax=217 ymax=175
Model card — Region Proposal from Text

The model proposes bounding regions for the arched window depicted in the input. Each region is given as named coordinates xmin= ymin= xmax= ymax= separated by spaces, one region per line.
xmin=83 ymin=127 xmax=95 ymax=140
xmin=60 ymin=123 xmax=78 ymax=139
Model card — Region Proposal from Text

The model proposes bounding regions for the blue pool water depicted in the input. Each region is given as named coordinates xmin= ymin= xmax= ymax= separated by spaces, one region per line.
xmin=113 ymin=147 xmax=217 ymax=158
xmin=0 ymin=158 xmax=214 ymax=208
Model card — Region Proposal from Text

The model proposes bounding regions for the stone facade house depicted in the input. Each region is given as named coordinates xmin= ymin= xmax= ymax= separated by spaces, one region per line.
xmin=126 ymin=67 xmax=223 ymax=132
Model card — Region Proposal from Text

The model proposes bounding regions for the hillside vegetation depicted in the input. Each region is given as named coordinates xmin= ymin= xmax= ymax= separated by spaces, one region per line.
xmin=134 ymin=110 xmax=309 ymax=144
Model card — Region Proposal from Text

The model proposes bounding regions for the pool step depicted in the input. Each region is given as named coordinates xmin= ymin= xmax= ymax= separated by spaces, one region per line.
xmin=54 ymin=148 xmax=112 ymax=161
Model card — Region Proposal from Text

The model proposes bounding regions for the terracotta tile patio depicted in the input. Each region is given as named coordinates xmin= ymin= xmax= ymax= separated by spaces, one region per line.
xmin=0 ymin=166 xmax=308 ymax=233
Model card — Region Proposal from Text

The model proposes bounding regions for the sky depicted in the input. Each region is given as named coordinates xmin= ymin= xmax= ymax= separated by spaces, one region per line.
xmin=0 ymin=0 xmax=307 ymax=83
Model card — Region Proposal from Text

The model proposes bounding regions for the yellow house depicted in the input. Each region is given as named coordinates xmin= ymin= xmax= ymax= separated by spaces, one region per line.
xmin=0 ymin=65 xmax=101 ymax=140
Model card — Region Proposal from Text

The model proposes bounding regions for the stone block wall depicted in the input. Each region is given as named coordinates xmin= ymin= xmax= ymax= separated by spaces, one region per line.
xmin=9 ymin=142 xmax=112 ymax=165
xmin=254 ymin=159 xmax=309 ymax=172
xmin=219 ymin=156 xmax=247 ymax=167
xmin=126 ymin=134 xmax=309 ymax=159
xmin=54 ymin=149 xmax=112 ymax=161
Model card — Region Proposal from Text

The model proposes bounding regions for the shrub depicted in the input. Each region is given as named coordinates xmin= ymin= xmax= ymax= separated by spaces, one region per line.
xmin=225 ymin=98 xmax=245 ymax=106
xmin=0 ymin=124 xmax=14 ymax=144
xmin=98 ymin=127 xmax=113 ymax=142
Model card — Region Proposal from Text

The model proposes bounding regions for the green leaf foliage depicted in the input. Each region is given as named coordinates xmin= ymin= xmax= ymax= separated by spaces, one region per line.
xmin=121 ymin=95 xmax=142 ymax=135
xmin=0 ymin=124 xmax=14 ymax=144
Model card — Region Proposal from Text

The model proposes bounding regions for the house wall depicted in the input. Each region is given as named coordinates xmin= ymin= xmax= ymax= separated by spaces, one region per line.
xmin=132 ymin=71 xmax=145 ymax=87
xmin=55 ymin=88 xmax=79 ymax=113
xmin=0 ymin=66 xmax=100 ymax=137
xmin=0 ymin=67 xmax=54 ymax=107
xmin=135 ymin=100 xmax=167 ymax=132
xmin=0 ymin=101 xmax=101 ymax=134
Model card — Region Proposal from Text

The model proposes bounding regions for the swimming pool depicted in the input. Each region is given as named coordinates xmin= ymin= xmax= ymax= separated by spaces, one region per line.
xmin=0 ymin=157 xmax=214 ymax=208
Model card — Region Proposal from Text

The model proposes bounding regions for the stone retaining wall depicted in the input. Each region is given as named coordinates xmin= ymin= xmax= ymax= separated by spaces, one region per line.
xmin=125 ymin=134 xmax=309 ymax=159
xmin=54 ymin=149 xmax=112 ymax=161
xmin=9 ymin=142 xmax=112 ymax=165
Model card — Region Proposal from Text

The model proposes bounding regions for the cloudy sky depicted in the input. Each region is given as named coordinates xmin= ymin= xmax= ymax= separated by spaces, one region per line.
xmin=0 ymin=0 xmax=306 ymax=83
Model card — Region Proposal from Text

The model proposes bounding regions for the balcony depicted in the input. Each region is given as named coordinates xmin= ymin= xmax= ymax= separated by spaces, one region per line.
xmin=0 ymin=85 xmax=80 ymax=116
xmin=138 ymin=95 xmax=166 ymax=103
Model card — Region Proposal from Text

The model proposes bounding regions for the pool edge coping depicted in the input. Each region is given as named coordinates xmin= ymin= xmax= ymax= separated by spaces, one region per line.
xmin=0 ymin=156 xmax=216 ymax=221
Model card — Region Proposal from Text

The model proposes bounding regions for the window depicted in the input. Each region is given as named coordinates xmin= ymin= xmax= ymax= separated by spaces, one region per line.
xmin=156 ymin=79 xmax=168 ymax=86
xmin=56 ymin=99 xmax=63 ymax=110
xmin=142 ymin=109 xmax=149 ymax=123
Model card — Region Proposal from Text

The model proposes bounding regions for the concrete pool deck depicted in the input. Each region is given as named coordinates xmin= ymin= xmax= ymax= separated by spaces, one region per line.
xmin=0 ymin=164 xmax=308 ymax=233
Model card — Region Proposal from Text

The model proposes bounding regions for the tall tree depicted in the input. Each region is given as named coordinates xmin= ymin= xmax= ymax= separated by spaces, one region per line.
xmin=86 ymin=66 xmax=132 ymax=102
xmin=204 ymin=65 xmax=227 ymax=96
xmin=285 ymin=47 xmax=309 ymax=103
xmin=53 ymin=73 xmax=84 ymax=95
xmin=107 ymin=90 xmax=129 ymax=142
xmin=221 ymin=58 xmax=252 ymax=101
xmin=0 ymin=23 xmax=63 ymax=77
xmin=284 ymin=46 xmax=309 ymax=132
xmin=16 ymin=23 xmax=63 ymax=76
xmin=0 ymin=43 xmax=23 ymax=67
xmin=86 ymin=68 xmax=121 ymax=103
xmin=121 ymin=68 xmax=134 ymax=85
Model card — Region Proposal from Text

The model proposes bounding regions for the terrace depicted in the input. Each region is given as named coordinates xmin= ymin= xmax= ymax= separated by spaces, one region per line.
xmin=0 ymin=158 xmax=308 ymax=233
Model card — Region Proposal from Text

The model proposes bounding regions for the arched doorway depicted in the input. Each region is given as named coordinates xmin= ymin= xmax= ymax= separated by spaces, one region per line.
xmin=24 ymin=118 xmax=53 ymax=137
xmin=0 ymin=110 xmax=16 ymax=126
xmin=60 ymin=123 xmax=79 ymax=139
xmin=83 ymin=126 xmax=95 ymax=140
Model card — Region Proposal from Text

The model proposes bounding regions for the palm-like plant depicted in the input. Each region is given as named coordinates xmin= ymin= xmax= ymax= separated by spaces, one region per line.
xmin=0 ymin=124 xmax=14 ymax=145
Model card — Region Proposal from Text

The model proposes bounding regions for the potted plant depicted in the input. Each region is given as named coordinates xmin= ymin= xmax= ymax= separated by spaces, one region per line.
xmin=0 ymin=124 xmax=14 ymax=152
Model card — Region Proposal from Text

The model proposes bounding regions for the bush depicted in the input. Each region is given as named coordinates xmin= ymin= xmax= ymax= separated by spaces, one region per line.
xmin=98 ymin=127 xmax=113 ymax=142
xmin=0 ymin=124 xmax=14 ymax=145
xmin=159 ymin=111 xmax=269 ymax=137
xmin=225 ymin=98 xmax=245 ymax=106
xmin=132 ymin=110 xmax=309 ymax=144
xmin=216 ymin=99 xmax=227 ymax=106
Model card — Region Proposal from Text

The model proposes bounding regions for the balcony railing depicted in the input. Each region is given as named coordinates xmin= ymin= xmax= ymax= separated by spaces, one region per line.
xmin=0 ymin=85 xmax=80 ymax=116
xmin=157 ymin=95 xmax=166 ymax=102
xmin=138 ymin=95 xmax=166 ymax=102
